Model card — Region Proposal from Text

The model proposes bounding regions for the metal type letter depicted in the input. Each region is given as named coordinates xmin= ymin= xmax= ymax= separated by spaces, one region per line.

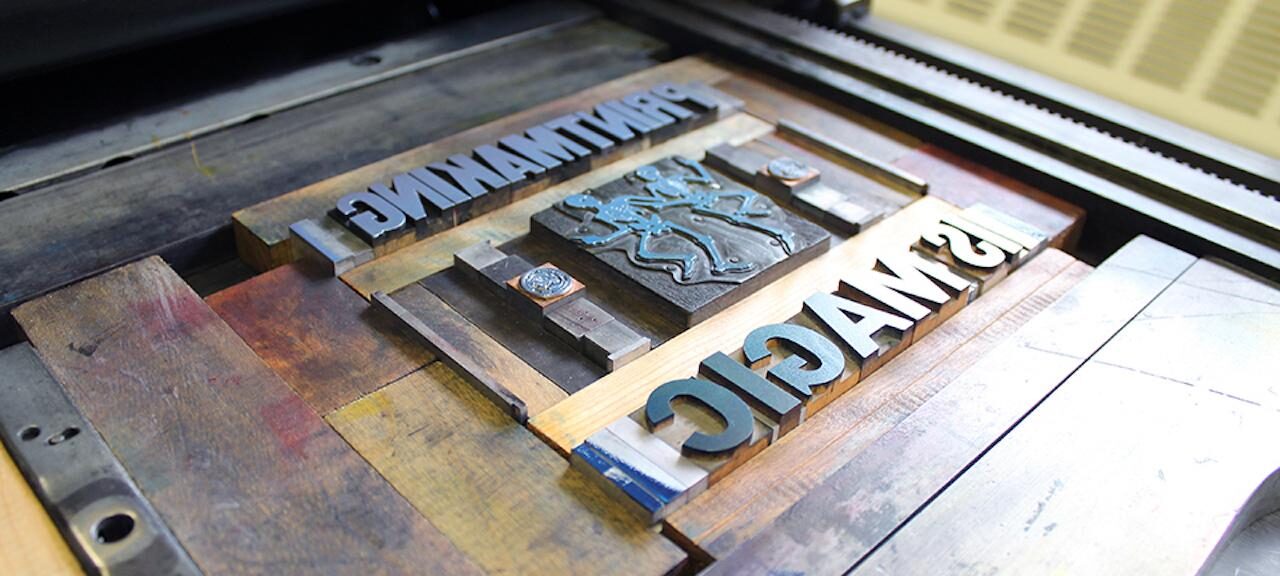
xmin=742 ymin=323 xmax=845 ymax=399
xmin=845 ymin=252 xmax=971 ymax=321
xmin=370 ymin=173 xmax=454 ymax=222
xmin=804 ymin=291 xmax=913 ymax=360
xmin=921 ymin=222 xmax=1005 ymax=269
xmin=499 ymin=126 xmax=591 ymax=170
xmin=645 ymin=378 xmax=754 ymax=456
xmin=407 ymin=166 xmax=469 ymax=206
xmin=334 ymin=191 xmax=407 ymax=242
xmin=474 ymin=143 xmax=545 ymax=184
xmin=621 ymin=90 xmax=695 ymax=125
xmin=544 ymin=114 xmax=615 ymax=152
xmin=651 ymin=82 xmax=721 ymax=111
xmin=428 ymin=154 xmax=509 ymax=198
xmin=700 ymin=351 xmax=802 ymax=429
xmin=577 ymin=101 xmax=653 ymax=142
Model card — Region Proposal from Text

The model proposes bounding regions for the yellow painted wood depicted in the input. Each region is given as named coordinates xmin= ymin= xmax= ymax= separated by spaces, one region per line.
xmin=529 ymin=196 xmax=957 ymax=454
xmin=0 ymin=443 xmax=81 ymax=576
xmin=327 ymin=363 xmax=687 ymax=576
xmin=340 ymin=113 xmax=774 ymax=299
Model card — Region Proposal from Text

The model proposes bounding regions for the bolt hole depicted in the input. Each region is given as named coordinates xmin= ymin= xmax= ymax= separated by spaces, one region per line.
xmin=101 ymin=155 xmax=135 ymax=169
xmin=19 ymin=426 xmax=40 ymax=441
xmin=350 ymin=54 xmax=382 ymax=66
xmin=93 ymin=513 xmax=135 ymax=544
xmin=47 ymin=427 xmax=79 ymax=445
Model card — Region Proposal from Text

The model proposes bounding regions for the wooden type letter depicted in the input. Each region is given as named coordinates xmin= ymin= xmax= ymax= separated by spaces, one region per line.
xmin=700 ymin=351 xmax=804 ymax=434
xmin=576 ymin=103 xmax=650 ymax=143
xmin=743 ymin=323 xmax=846 ymax=402
xmin=652 ymin=82 xmax=721 ymax=112
xmin=473 ymin=144 xmax=545 ymax=185
xmin=621 ymin=90 xmax=695 ymax=125
xmin=917 ymin=221 xmax=1009 ymax=295
xmin=646 ymin=378 xmax=754 ymax=456
xmin=544 ymin=114 xmax=616 ymax=152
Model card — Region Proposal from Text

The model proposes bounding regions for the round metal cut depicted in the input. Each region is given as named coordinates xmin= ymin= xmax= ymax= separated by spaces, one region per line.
xmin=519 ymin=267 xmax=573 ymax=299
xmin=767 ymin=156 xmax=809 ymax=180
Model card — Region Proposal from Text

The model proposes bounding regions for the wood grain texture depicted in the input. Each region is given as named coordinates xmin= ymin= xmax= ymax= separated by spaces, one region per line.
xmin=14 ymin=256 xmax=481 ymax=575
xmin=340 ymin=113 xmax=774 ymax=300
xmin=706 ymin=237 xmax=1195 ymax=575
xmin=0 ymin=442 xmax=81 ymax=576
xmin=665 ymin=249 xmax=1086 ymax=559
xmin=389 ymin=283 xmax=566 ymax=417
xmin=327 ymin=363 xmax=688 ymax=576
xmin=529 ymin=196 xmax=957 ymax=454
xmin=206 ymin=262 xmax=432 ymax=414
xmin=860 ymin=259 xmax=1280 ymax=575
xmin=234 ymin=55 xmax=728 ymax=270
xmin=0 ymin=19 xmax=663 ymax=347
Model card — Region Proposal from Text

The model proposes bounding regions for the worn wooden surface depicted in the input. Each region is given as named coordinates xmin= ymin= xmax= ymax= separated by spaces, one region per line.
xmin=327 ymin=363 xmax=688 ymax=576
xmin=859 ymin=257 xmax=1280 ymax=575
xmin=666 ymin=249 xmax=1088 ymax=559
xmin=0 ymin=441 xmax=81 ymax=576
xmin=340 ymin=113 xmax=773 ymax=300
xmin=529 ymin=196 xmax=957 ymax=454
xmin=389 ymin=283 xmax=566 ymax=417
xmin=206 ymin=262 xmax=432 ymax=414
xmin=234 ymin=55 xmax=727 ymax=271
xmin=0 ymin=18 xmax=663 ymax=346
xmin=14 ymin=257 xmax=481 ymax=575
xmin=706 ymin=237 xmax=1196 ymax=575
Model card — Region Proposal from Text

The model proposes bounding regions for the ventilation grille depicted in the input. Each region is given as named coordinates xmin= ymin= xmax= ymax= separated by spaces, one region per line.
xmin=874 ymin=0 xmax=1280 ymax=158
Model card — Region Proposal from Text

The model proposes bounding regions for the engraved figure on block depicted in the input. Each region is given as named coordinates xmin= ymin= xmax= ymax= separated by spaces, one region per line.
xmin=560 ymin=156 xmax=795 ymax=283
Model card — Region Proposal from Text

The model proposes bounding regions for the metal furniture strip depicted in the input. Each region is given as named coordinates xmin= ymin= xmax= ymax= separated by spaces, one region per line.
xmin=0 ymin=344 xmax=200 ymax=576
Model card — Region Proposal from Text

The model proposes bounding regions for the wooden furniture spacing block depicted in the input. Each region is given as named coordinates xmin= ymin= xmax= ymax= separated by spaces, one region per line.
xmin=207 ymin=262 xmax=432 ymax=414
xmin=377 ymin=283 xmax=566 ymax=419
xmin=705 ymin=237 xmax=1194 ymax=575
xmin=859 ymin=257 xmax=1280 ymax=575
xmin=665 ymin=249 xmax=1083 ymax=559
xmin=327 ymin=363 xmax=688 ymax=576
xmin=572 ymin=418 xmax=709 ymax=523
xmin=14 ymin=256 xmax=480 ymax=575
xmin=582 ymin=320 xmax=651 ymax=372
xmin=289 ymin=217 xmax=374 ymax=276
xmin=546 ymin=298 xmax=616 ymax=347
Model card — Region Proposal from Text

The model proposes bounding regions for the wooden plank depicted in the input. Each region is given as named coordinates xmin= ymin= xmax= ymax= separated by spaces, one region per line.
xmin=14 ymin=257 xmax=482 ymax=575
xmin=860 ymin=260 xmax=1280 ymax=575
xmin=327 ymin=363 xmax=688 ymax=576
xmin=340 ymin=112 xmax=774 ymax=300
xmin=705 ymin=236 xmax=1196 ymax=575
xmin=382 ymin=283 xmax=566 ymax=418
xmin=0 ymin=442 xmax=80 ymax=576
xmin=666 ymin=248 xmax=1086 ymax=558
xmin=234 ymin=56 xmax=731 ymax=271
xmin=0 ymin=19 xmax=662 ymax=347
xmin=529 ymin=196 xmax=958 ymax=454
xmin=206 ymin=262 xmax=433 ymax=414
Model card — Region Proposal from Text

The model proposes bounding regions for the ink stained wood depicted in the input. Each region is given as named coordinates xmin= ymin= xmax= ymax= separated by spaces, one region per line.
xmin=705 ymin=237 xmax=1195 ymax=575
xmin=206 ymin=262 xmax=433 ymax=414
xmin=665 ymin=249 xmax=1087 ymax=559
xmin=13 ymin=257 xmax=482 ymax=575
xmin=327 ymin=363 xmax=688 ymax=576
xmin=0 ymin=19 xmax=663 ymax=346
